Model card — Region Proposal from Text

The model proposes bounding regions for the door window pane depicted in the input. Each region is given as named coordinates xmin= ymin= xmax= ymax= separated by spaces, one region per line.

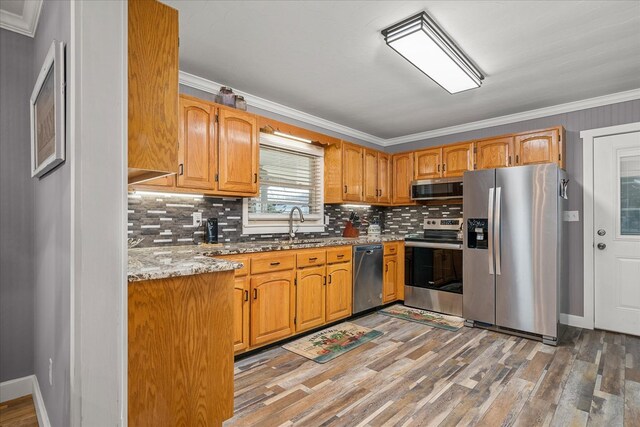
xmin=620 ymin=154 xmax=640 ymax=235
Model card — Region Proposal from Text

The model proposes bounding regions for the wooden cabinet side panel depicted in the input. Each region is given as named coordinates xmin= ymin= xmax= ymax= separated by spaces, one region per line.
xmin=326 ymin=262 xmax=352 ymax=322
xmin=128 ymin=0 xmax=178 ymax=175
xmin=324 ymin=142 xmax=344 ymax=203
xmin=128 ymin=271 xmax=234 ymax=426
xmin=217 ymin=108 xmax=259 ymax=194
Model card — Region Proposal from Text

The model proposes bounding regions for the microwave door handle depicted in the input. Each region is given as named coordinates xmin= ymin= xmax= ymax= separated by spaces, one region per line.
xmin=488 ymin=187 xmax=495 ymax=275
xmin=495 ymin=187 xmax=502 ymax=275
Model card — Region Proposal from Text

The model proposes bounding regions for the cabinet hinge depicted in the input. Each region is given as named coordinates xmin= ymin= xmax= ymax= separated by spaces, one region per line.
xmin=294 ymin=278 xmax=297 ymax=286
xmin=215 ymin=173 xmax=219 ymax=182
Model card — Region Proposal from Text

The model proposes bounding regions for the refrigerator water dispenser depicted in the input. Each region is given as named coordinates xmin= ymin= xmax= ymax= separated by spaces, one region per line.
xmin=467 ymin=218 xmax=488 ymax=249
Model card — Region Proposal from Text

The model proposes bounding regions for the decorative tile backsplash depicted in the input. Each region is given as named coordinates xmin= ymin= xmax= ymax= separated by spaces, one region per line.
xmin=127 ymin=193 xmax=462 ymax=247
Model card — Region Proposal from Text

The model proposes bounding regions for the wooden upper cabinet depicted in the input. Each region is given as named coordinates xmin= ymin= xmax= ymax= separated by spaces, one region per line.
xmin=295 ymin=266 xmax=326 ymax=333
xmin=475 ymin=136 xmax=514 ymax=170
xmin=414 ymin=148 xmax=442 ymax=180
xmin=378 ymin=152 xmax=392 ymax=204
xmin=514 ymin=128 xmax=561 ymax=167
xmin=342 ymin=142 xmax=364 ymax=202
xmin=364 ymin=150 xmax=379 ymax=203
xmin=392 ymin=153 xmax=414 ymax=205
xmin=326 ymin=262 xmax=352 ymax=322
xmin=442 ymin=142 xmax=474 ymax=177
xmin=217 ymin=107 xmax=259 ymax=195
xmin=177 ymin=97 xmax=217 ymax=190
xmin=128 ymin=0 xmax=179 ymax=184
xmin=250 ymin=270 xmax=295 ymax=347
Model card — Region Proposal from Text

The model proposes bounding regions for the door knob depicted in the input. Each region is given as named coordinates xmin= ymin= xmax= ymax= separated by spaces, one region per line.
xmin=597 ymin=229 xmax=606 ymax=236
xmin=597 ymin=243 xmax=606 ymax=250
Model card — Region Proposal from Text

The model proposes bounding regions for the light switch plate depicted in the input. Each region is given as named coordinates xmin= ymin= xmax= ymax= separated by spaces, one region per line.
xmin=192 ymin=212 xmax=203 ymax=226
xmin=563 ymin=211 xmax=579 ymax=222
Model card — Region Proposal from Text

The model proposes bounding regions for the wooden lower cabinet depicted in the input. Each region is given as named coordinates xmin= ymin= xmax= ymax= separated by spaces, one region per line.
xmin=326 ymin=262 xmax=352 ymax=322
xmin=128 ymin=271 xmax=234 ymax=426
xmin=250 ymin=270 xmax=295 ymax=347
xmin=233 ymin=276 xmax=250 ymax=352
xmin=295 ymin=266 xmax=326 ymax=332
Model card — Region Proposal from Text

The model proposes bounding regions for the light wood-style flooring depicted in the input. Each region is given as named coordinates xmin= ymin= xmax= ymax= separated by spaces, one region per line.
xmin=225 ymin=313 xmax=640 ymax=427
xmin=0 ymin=395 xmax=38 ymax=427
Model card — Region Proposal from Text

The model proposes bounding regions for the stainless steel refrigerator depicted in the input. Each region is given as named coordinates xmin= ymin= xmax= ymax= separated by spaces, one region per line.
xmin=462 ymin=164 xmax=569 ymax=345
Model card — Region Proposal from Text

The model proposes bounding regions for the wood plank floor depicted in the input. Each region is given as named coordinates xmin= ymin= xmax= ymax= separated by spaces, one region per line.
xmin=0 ymin=395 xmax=38 ymax=427
xmin=224 ymin=313 xmax=640 ymax=427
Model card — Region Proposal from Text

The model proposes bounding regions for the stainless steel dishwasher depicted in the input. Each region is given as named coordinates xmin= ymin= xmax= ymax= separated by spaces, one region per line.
xmin=352 ymin=244 xmax=383 ymax=314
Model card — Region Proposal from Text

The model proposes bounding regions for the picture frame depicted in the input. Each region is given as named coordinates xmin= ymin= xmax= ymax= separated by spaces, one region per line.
xmin=31 ymin=40 xmax=65 ymax=178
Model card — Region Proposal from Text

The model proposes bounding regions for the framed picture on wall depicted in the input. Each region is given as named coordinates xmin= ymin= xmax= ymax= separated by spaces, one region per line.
xmin=31 ymin=40 xmax=65 ymax=178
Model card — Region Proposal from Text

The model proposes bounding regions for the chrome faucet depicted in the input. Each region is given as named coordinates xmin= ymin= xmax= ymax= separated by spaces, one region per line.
xmin=288 ymin=206 xmax=305 ymax=240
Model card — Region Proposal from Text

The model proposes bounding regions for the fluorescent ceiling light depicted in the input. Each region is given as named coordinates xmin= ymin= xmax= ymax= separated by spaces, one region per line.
xmin=273 ymin=131 xmax=313 ymax=144
xmin=382 ymin=12 xmax=483 ymax=94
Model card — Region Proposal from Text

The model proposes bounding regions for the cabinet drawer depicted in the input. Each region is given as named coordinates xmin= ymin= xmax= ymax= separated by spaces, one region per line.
xmin=384 ymin=242 xmax=400 ymax=256
xmin=296 ymin=250 xmax=327 ymax=268
xmin=251 ymin=252 xmax=296 ymax=274
xmin=220 ymin=255 xmax=250 ymax=277
xmin=326 ymin=246 xmax=352 ymax=264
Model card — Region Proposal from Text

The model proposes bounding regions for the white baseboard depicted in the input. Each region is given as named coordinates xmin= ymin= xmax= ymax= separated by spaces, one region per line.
xmin=560 ymin=313 xmax=594 ymax=329
xmin=0 ymin=375 xmax=51 ymax=427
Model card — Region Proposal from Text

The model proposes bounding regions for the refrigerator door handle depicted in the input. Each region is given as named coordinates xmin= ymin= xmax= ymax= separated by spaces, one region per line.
xmin=488 ymin=187 xmax=495 ymax=275
xmin=495 ymin=186 xmax=502 ymax=275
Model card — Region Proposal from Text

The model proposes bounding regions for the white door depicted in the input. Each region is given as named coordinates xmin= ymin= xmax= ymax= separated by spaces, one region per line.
xmin=594 ymin=131 xmax=640 ymax=336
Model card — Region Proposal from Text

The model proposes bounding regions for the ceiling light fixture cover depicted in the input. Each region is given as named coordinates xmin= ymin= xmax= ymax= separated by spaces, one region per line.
xmin=382 ymin=12 xmax=484 ymax=94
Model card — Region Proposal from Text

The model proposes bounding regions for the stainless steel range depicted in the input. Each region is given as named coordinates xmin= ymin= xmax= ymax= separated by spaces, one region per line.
xmin=404 ymin=217 xmax=463 ymax=316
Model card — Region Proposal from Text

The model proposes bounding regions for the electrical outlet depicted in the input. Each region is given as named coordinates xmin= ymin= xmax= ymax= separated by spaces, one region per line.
xmin=192 ymin=212 xmax=203 ymax=227
xmin=563 ymin=211 xmax=579 ymax=222
xmin=49 ymin=358 xmax=53 ymax=386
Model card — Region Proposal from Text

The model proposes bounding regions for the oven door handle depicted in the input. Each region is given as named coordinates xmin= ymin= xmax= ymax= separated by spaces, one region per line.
xmin=405 ymin=241 xmax=463 ymax=250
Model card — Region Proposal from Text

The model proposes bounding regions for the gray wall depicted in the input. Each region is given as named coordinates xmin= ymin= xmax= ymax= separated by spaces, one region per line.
xmin=387 ymin=99 xmax=640 ymax=316
xmin=32 ymin=1 xmax=71 ymax=426
xmin=0 ymin=29 xmax=35 ymax=382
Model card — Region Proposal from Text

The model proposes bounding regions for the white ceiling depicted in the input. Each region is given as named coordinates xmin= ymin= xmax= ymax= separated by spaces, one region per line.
xmin=168 ymin=1 xmax=640 ymax=141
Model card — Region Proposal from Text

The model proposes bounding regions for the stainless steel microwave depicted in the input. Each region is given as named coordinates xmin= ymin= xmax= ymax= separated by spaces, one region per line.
xmin=411 ymin=177 xmax=464 ymax=200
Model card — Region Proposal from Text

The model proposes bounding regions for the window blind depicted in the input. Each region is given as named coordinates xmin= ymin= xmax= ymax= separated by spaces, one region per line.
xmin=247 ymin=144 xmax=323 ymax=220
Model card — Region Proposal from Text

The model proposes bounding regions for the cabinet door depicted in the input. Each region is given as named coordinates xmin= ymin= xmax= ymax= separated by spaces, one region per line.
xmin=233 ymin=276 xmax=250 ymax=353
xmin=476 ymin=137 xmax=514 ymax=170
xmin=250 ymin=270 xmax=295 ymax=347
xmin=514 ymin=129 xmax=559 ymax=167
xmin=414 ymin=148 xmax=442 ymax=179
xmin=442 ymin=142 xmax=474 ymax=177
xmin=383 ymin=255 xmax=398 ymax=303
xmin=363 ymin=150 xmax=379 ymax=203
xmin=218 ymin=108 xmax=259 ymax=194
xmin=342 ymin=142 xmax=364 ymax=202
xmin=392 ymin=153 xmax=414 ymax=205
xmin=295 ymin=266 xmax=326 ymax=332
xmin=378 ymin=152 xmax=392 ymax=204
xmin=177 ymin=97 xmax=217 ymax=190
xmin=326 ymin=262 xmax=352 ymax=322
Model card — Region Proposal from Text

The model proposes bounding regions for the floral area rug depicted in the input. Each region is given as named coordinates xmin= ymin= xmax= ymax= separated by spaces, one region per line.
xmin=282 ymin=322 xmax=383 ymax=363
xmin=379 ymin=304 xmax=464 ymax=331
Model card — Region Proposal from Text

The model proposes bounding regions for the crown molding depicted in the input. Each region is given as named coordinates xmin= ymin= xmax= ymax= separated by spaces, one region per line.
xmin=179 ymin=71 xmax=640 ymax=147
xmin=0 ymin=0 xmax=43 ymax=37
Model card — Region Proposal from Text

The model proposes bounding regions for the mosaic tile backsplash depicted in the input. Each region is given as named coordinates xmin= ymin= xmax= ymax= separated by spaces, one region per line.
xmin=127 ymin=193 xmax=462 ymax=248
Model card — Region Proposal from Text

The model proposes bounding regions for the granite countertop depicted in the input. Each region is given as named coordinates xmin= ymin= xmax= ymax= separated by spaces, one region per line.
xmin=128 ymin=234 xmax=405 ymax=282
xmin=128 ymin=247 xmax=243 ymax=282
xmin=197 ymin=234 xmax=405 ymax=256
